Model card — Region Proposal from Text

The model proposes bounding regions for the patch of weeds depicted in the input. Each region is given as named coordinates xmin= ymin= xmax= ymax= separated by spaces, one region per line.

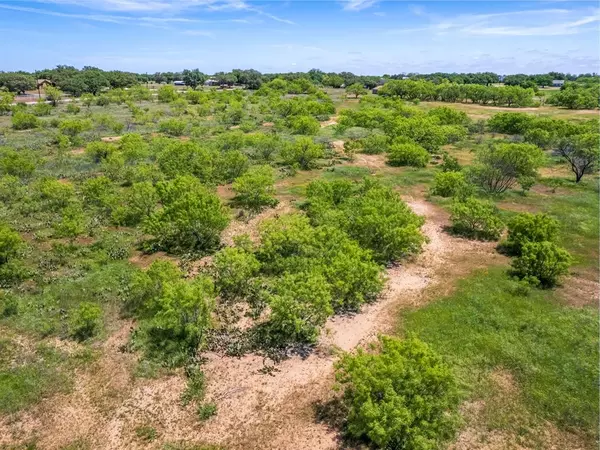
xmin=135 ymin=425 xmax=158 ymax=442
xmin=197 ymin=402 xmax=217 ymax=421
xmin=59 ymin=438 xmax=91 ymax=450
xmin=181 ymin=365 xmax=206 ymax=406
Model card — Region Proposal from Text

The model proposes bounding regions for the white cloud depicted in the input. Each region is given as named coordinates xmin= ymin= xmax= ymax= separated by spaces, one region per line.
xmin=390 ymin=6 xmax=599 ymax=37
xmin=181 ymin=30 xmax=215 ymax=37
xmin=342 ymin=0 xmax=378 ymax=12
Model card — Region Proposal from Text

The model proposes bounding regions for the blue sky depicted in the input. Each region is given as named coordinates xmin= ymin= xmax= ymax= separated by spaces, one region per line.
xmin=0 ymin=0 xmax=598 ymax=74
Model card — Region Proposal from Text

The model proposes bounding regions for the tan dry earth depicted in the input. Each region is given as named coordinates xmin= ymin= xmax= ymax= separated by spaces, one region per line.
xmin=0 ymin=199 xmax=506 ymax=450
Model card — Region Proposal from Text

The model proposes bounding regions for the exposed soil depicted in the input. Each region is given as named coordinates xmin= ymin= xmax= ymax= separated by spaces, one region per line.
xmin=320 ymin=116 xmax=338 ymax=128
xmin=101 ymin=136 xmax=122 ymax=143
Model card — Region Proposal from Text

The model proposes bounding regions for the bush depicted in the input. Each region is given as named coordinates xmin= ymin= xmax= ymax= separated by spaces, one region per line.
xmin=0 ymin=224 xmax=22 ymax=264
xmin=266 ymin=271 xmax=333 ymax=345
xmin=335 ymin=336 xmax=459 ymax=449
xmin=503 ymin=213 xmax=560 ymax=256
xmin=32 ymin=102 xmax=53 ymax=117
xmin=524 ymin=128 xmax=554 ymax=149
xmin=157 ymin=85 xmax=179 ymax=103
xmin=11 ymin=111 xmax=39 ymax=130
xmin=511 ymin=241 xmax=572 ymax=288
xmin=232 ymin=165 xmax=278 ymax=212
xmin=387 ymin=142 xmax=430 ymax=168
xmin=430 ymin=171 xmax=473 ymax=198
xmin=59 ymin=118 xmax=93 ymax=138
xmin=212 ymin=247 xmax=260 ymax=302
xmin=360 ymin=132 xmax=390 ymax=154
xmin=85 ymin=141 xmax=116 ymax=163
xmin=65 ymin=103 xmax=80 ymax=115
xmin=159 ymin=118 xmax=187 ymax=136
xmin=281 ymin=137 xmax=324 ymax=170
xmin=69 ymin=302 xmax=102 ymax=341
xmin=450 ymin=197 xmax=504 ymax=240
xmin=143 ymin=176 xmax=230 ymax=254
xmin=197 ymin=402 xmax=218 ymax=421
xmin=0 ymin=148 xmax=36 ymax=178
xmin=488 ymin=112 xmax=533 ymax=134
xmin=440 ymin=153 xmax=461 ymax=172
xmin=287 ymin=115 xmax=320 ymax=135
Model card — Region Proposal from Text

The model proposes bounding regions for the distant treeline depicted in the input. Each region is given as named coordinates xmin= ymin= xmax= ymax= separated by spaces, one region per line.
xmin=0 ymin=66 xmax=597 ymax=108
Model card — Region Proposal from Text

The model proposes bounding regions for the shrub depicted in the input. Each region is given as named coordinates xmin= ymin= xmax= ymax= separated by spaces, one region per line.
xmin=159 ymin=118 xmax=187 ymax=136
xmin=212 ymin=247 xmax=260 ymax=302
xmin=288 ymin=115 xmax=320 ymax=135
xmin=232 ymin=165 xmax=278 ymax=212
xmin=488 ymin=112 xmax=534 ymax=134
xmin=215 ymin=150 xmax=249 ymax=184
xmin=281 ymin=137 xmax=324 ymax=170
xmin=95 ymin=95 xmax=110 ymax=106
xmin=450 ymin=197 xmax=504 ymax=240
xmin=335 ymin=336 xmax=459 ymax=449
xmin=524 ymin=128 xmax=554 ymax=149
xmin=503 ymin=212 xmax=559 ymax=256
xmin=387 ymin=142 xmax=430 ymax=168
xmin=36 ymin=178 xmax=75 ymax=209
xmin=69 ymin=302 xmax=102 ymax=341
xmin=440 ymin=153 xmax=461 ymax=172
xmin=0 ymin=224 xmax=22 ymax=264
xmin=511 ymin=241 xmax=572 ymax=288
xmin=143 ymin=176 xmax=230 ymax=254
xmin=32 ymin=102 xmax=53 ymax=116
xmin=360 ymin=132 xmax=390 ymax=154
xmin=430 ymin=171 xmax=472 ymax=198
xmin=157 ymin=85 xmax=179 ymax=103
xmin=305 ymin=179 xmax=425 ymax=264
xmin=11 ymin=111 xmax=39 ymax=130
xmin=0 ymin=148 xmax=36 ymax=178
xmin=85 ymin=141 xmax=116 ymax=163
xmin=266 ymin=271 xmax=333 ymax=345
xmin=557 ymin=133 xmax=600 ymax=183
xmin=65 ymin=103 xmax=80 ymax=115
xmin=59 ymin=118 xmax=93 ymax=138
xmin=428 ymin=106 xmax=469 ymax=126
xmin=53 ymin=203 xmax=86 ymax=238
xmin=133 ymin=275 xmax=215 ymax=365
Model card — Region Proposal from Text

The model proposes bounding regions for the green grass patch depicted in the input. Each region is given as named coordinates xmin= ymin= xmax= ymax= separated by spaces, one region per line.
xmin=399 ymin=267 xmax=599 ymax=439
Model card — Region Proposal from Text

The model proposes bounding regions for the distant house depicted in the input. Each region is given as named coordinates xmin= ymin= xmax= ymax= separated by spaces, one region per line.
xmin=372 ymin=87 xmax=379 ymax=94
xmin=173 ymin=80 xmax=185 ymax=86
xmin=204 ymin=78 xmax=219 ymax=87
xmin=552 ymin=80 xmax=565 ymax=87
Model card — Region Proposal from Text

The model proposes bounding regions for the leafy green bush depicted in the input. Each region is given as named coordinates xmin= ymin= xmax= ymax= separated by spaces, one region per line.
xmin=450 ymin=197 xmax=504 ymax=240
xmin=0 ymin=148 xmax=36 ymax=178
xmin=487 ymin=112 xmax=533 ymax=134
xmin=440 ymin=153 xmax=461 ymax=172
xmin=157 ymin=85 xmax=179 ymax=103
xmin=0 ymin=224 xmax=22 ymax=264
xmin=11 ymin=111 xmax=39 ymax=130
xmin=430 ymin=171 xmax=473 ymax=198
xmin=387 ymin=142 xmax=430 ymax=168
xmin=504 ymin=213 xmax=559 ymax=256
xmin=157 ymin=140 xmax=216 ymax=181
xmin=197 ymin=403 xmax=217 ymax=421
xmin=232 ymin=165 xmax=278 ymax=212
xmin=511 ymin=241 xmax=572 ymax=288
xmin=280 ymin=137 xmax=324 ymax=170
xmin=287 ymin=115 xmax=320 ymax=135
xmin=214 ymin=150 xmax=249 ymax=184
xmin=69 ymin=302 xmax=102 ymax=341
xmin=143 ymin=176 xmax=229 ymax=254
xmin=212 ymin=247 xmax=260 ymax=302
xmin=335 ymin=336 xmax=459 ymax=449
xmin=428 ymin=106 xmax=469 ymax=126
xmin=159 ymin=118 xmax=187 ymax=136
xmin=36 ymin=178 xmax=75 ymax=209
xmin=59 ymin=118 xmax=93 ymax=139
xmin=266 ymin=270 xmax=333 ymax=344
xmin=305 ymin=179 xmax=425 ymax=264
xmin=53 ymin=203 xmax=86 ymax=238
xmin=524 ymin=128 xmax=554 ymax=149
xmin=65 ymin=103 xmax=80 ymax=115
xmin=32 ymin=101 xmax=53 ymax=117
xmin=360 ymin=132 xmax=390 ymax=155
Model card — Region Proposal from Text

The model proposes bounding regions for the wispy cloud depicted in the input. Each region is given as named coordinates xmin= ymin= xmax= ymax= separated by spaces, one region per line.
xmin=20 ymin=0 xmax=295 ymax=24
xmin=181 ymin=30 xmax=215 ymax=38
xmin=389 ymin=6 xmax=599 ymax=36
xmin=342 ymin=0 xmax=378 ymax=12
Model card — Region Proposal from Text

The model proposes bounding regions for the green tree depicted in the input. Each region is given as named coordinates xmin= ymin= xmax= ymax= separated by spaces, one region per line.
xmin=11 ymin=111 xmax=39 ymax=130
xmin=143 ymin=176 xmax=230 ymax=253
xmin=232 ymin=165 xmax=278 ymax=212
xmin=450 ymin=197 xmax=504 ymax=240
xmin=335 ymin=336 xmax=459 ymax=449
xmin=557 ymin=133 xmax=599 ymax=182
xmin=0 ymin=148 xmax=35 ymax=178
xmin=287 ymin=115 xmax=320 ymax=135
xmin=470 ymin=143 xmax=544 ymax=194
xmin=157 ymin=85 xmax=179 ymax=103
xmin=0 ymin=73 xmax=35 ymax=94
xmin=511 ymin=241 xmax=572 ymax=288
xmin=346 ymin=83 xmax=368 ymax=98
xmin=45 ymin=86 xmax=63 ymax=106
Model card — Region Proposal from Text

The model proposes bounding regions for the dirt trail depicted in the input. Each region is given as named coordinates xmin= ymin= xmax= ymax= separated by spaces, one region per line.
xmin=0 ymin=199 xmax=504 ymax=450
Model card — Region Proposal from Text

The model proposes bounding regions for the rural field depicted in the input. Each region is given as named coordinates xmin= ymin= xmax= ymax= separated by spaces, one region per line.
xmin=0 ymin=67 xmax=598 ymax=450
